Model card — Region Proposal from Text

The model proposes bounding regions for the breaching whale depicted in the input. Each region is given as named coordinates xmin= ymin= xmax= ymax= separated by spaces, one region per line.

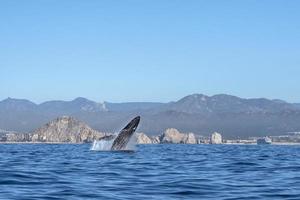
xmin=110 ymin=116 xmax=140 ymax=150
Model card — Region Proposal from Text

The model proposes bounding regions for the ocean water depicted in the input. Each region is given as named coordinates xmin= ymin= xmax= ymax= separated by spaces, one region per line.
xmin=0 ymin=144 xmax=300 ymax=200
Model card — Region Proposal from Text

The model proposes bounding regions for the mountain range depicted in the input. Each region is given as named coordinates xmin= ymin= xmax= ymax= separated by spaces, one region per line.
xmin=1 ymin=94 xmax=300 ymax=138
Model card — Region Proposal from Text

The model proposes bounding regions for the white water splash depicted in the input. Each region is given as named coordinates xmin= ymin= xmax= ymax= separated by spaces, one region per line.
xmin=126 ymin=136 xmax=137 ymax=151
xmin=90 ymin=134 xmax=137 ymax=151
xmin=90 ymin=140 xmax=114 ymax=151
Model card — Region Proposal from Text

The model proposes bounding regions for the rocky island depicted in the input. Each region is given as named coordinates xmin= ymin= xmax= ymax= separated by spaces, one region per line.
xmin=136 ymin=128 xmax=197 ymax=144
xmin=0 ymin=116 xmax=107 ymax=143
xmin=2 ymin=116 xmax=300 ymax=145
xmin=0 ymin=116 xmax=201 ymax=144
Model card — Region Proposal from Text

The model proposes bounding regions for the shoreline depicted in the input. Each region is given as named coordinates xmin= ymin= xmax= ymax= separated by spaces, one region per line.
xmin=1 ymin=142 xmax=300 ymax=145
xmin=0 ymin=142 xmax=88 ymax=144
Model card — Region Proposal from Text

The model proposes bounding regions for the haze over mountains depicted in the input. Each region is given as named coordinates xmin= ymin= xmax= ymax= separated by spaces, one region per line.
xmin=1 ymin=94 xmax=300 ymax=139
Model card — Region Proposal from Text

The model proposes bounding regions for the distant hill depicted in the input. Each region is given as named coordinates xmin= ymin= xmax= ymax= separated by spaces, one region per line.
xmin=162 ymin=94 xmax=297 ymax=114
xmin=39 ymin=97 xmax=107 ymax=114
xmin=31 ymin=116 xmax=105 ymax=143
xmin=294 ymin=103 xmax=300 ymax=109
xmin=1 ymin=94 xmax=300 ymax=139
xmin=1 ymin=116 xmax=106 ymax=143
xmin=105 ymin=102 xmax=164 ymax=112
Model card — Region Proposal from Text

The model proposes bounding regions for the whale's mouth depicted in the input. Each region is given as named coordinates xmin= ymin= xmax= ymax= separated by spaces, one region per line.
xmin=90 ymin=116 xmax=140 ymax=151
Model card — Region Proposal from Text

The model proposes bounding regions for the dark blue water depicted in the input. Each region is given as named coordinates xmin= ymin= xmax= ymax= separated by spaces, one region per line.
xmin=1 ymin=144 xmax=300 ymax=200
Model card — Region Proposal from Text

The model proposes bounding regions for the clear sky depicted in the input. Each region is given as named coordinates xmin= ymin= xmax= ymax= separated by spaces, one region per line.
xmin=0 ymin=0 xmax=299 ymax=103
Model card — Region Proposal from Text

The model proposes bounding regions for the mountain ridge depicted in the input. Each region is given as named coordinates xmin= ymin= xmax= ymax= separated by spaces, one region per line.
xmin=1 ymin=94 xmax=299 ymax=111
xmin=1 ymin=94 xmax=300 ymax=138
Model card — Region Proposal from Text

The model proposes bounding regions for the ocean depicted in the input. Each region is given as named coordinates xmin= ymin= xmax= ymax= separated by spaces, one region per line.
xmin=0 ymin=144 xmax=300 ymax=199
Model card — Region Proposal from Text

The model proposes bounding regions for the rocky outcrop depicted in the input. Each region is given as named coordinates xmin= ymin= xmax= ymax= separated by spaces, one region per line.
xmin=159 ymin=128 xmax=197 ymax=144
xmin=160 ymin=128 xmax=183 ymax=143
xmin=135 ymin=133 xmax=153 ymax=144
xmin=135 ymin=130 xmax=197 ymax=144
xmin=30 ymin=116 xmax=106 ymax=143
xmin=134 ymin=129 xmax=198 ymax=144
xmin=1 ymin=118 xmax=200 ymax=145
xmin=151 ymin=136 xmax=161 ymax=144
xmin=135 ymin=133 xmax=163 ymax=144
xmin=185 ymin=133 xmax=197 ymax=144
xmin=210 ymin=132 xmax=222 ymax=144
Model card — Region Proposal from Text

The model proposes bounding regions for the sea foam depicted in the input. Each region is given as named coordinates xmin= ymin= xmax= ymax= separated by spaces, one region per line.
xmin=90 ymin=135 xmax=136 ymax=151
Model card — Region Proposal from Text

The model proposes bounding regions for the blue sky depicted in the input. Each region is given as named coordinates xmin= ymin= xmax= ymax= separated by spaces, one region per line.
xmin=0 ymin=0 xmax=299 ymax=103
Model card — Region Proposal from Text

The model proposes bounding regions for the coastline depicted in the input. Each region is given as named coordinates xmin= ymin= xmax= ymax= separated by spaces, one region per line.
xmin=1 ymin=142 xmax=300 ymax=145
xmin=0 ymin=142 xmax=88 ymax=144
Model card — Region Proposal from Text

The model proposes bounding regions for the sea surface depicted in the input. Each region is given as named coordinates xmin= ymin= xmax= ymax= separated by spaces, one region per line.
xmin=0 ymin=144 xmax=300 ymax=200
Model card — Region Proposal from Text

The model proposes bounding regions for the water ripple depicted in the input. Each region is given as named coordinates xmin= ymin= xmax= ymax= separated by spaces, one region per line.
xmin=1 ymin=144 xmax=300 ymax=199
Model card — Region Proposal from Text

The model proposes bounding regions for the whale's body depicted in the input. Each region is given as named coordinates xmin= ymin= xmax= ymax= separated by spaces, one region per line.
xmin=110 ymin=116 xmax=140 ymax=150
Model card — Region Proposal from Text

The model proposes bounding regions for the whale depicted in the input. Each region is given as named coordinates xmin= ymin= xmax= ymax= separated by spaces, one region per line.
xmin=110 ymin=116 xmax=140 ymax=150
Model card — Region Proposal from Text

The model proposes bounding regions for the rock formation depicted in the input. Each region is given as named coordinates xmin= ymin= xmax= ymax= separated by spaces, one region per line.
xmin=159 ymin=128 xmax=197 ymax=144
xmin=151 ymin=136 xmax=161 ymax=144
xmin=30 ymin=116 xmax=106 ymax=143
xmin=1 ymin=117 xmax=200 ymax=145
xmin=160 ymin=128 xmax=183 ymax=143
xmin=210 ymin=132 xmax=222 ymax=144
xmin=185 ymin=133 xmax=197 ymax=144
xmin=135 ymin=133 xmax=153 ymax=144
xmin=134 ymin=129 xmax=198 ymax=144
